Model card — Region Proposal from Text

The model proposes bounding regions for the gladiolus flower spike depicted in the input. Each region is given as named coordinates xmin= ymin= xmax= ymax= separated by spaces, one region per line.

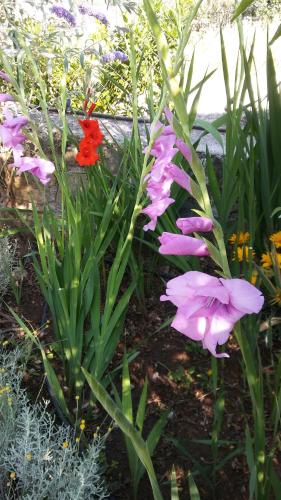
xmin=142 ymin=116 xmax=192 ymax=231
xmin=142 ymin=109 xmax=264 ymax=358
xmin=76 ymin=101 xmax=104 ymax=167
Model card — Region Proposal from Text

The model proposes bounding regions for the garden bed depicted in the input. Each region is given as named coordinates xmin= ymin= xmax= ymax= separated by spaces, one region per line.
xmin=2 ymin=235 xmax=280 ymax=500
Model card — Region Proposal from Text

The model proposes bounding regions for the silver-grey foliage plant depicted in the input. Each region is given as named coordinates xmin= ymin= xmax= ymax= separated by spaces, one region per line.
xmin=0 ymin=238 xmax=14 ymax=301
xmin=0 ymin=346 xmax=108 ymax=500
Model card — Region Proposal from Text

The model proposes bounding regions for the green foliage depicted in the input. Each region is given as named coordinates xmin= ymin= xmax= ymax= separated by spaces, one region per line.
xmin=83 ymin=366 xmax=164 ymax=500
xmin=111 ymin=354 xmax=168 ymax=498
xmin=3 ymin=18 xmax=89 ymax=110
xmin=95 ymin=4 xmax=186 ymax=116
xmin=16 ymin=170 xmax=137 ymax=415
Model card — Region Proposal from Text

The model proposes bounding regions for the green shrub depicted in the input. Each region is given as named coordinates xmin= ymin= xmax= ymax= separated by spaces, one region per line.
xmin=0 ymin=346 xmax=108 ymax=499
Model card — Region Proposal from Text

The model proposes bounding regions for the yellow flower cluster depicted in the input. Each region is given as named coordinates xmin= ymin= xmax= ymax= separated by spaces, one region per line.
xmin=229 ymin=231 xmax=281 ymax=269
xmin=232 ymin=245 xmax=255 ymax=263
xmin=229 ymin=232 xmax=250 ymax=245
xmin=229 ymin=233 xmax=255 ymax=263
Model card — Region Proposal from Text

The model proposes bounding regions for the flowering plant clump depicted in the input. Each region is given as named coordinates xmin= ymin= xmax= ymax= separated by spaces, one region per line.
xmin=143 ymin=110 xmax=264 ymax=357
xmin=76 ymin=100 xmax=104 ymax=167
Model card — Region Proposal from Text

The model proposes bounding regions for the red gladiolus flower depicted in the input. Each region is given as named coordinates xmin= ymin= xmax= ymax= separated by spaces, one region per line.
xmin=76 ymin=138 xmax=100 ymax=166
xmin=78 ymin=119 xmax=104 ymax=145
xmin=76 ymin=101 xmax=103 ymax=167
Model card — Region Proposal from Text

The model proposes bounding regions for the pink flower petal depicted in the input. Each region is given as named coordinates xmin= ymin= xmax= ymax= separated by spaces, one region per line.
xmin=175 ymin=139 xmax=192 ymax=163
xmin=0 ymin=70 xmax=11 ymax=82
xmin=14 ymin=156 xmax=55 ymax=185
xmin=168 ymin=164 xmax=192 ymax=194
xmin=142 ymin=197 xmax=175 ymax=232
xmin=158 ymin=232 xmax=210 ymax=256
xmin=220 ymin=278 xmax=264 ymax=315
xmin=172 ymin=311 xmax=207 ymax=341
xmin=0 ymin=93 xmax=14 ymax=102
xmin=176 ymin=216 xmax=214 ymax=235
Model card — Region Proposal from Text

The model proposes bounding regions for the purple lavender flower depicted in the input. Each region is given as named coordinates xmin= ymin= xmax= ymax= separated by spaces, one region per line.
xmin=50 ymin=6 xmax=76 ymax=26
xmin=78 ymin=4 xmax=109 ymax=25
xmin=93 ymin=12 xmax=109 ymax=25
xmin=101 ymin=51 xmax=128 ymax=64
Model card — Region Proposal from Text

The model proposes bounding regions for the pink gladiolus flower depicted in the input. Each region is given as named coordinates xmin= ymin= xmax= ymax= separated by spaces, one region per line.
xmin=0 ymin=109 xmax=28 ymax=150
xmin=0 ymin=125 xmax=26 ymax=150
xmin=2 ymin=108 xmax=28 ymax=130
xmin=0 ymin=93 xmax=14 ymax=102
xmin=150 ymin=124 xmax=177 ymax=159
xmin=176 ymin=217 xmax=213 ymax=235
xmin=168 ymin=164 xmax=192 ymax=193
xmin=164 ymin=107 xmax=192 ymax=163
xmin=146 ymin=176 xmax=173 ymax=201
xmin=0 ymin=71 xmax=11 ymax=82
xmin=142 ymin=109 xmax=193 ymax=231
xmin=142 ymin=198 xmax=175 ymax=232
xmin=175 ymin=139 xmax=192 ymax=163
xmin=158 ymin=232 xmax=210 ymax=256
xmin=160 ymin=271 xmax=264 ymax=357
xmin=142 ymin=163 xmax=192 ymax=230
xmin=14 ymin=156 xmax=55 ymax=185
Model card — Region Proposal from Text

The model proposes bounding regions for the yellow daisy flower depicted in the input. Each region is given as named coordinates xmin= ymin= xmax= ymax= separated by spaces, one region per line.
xmin=269 ymin=231 xmax=281 ymax=249
xmin=233 ymin=245 xmax=255 ymax=262
xmin=229 ymin=232 xmax=250 ymax=245
xmin=261 ymin=252 xmax=281 ymax=269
